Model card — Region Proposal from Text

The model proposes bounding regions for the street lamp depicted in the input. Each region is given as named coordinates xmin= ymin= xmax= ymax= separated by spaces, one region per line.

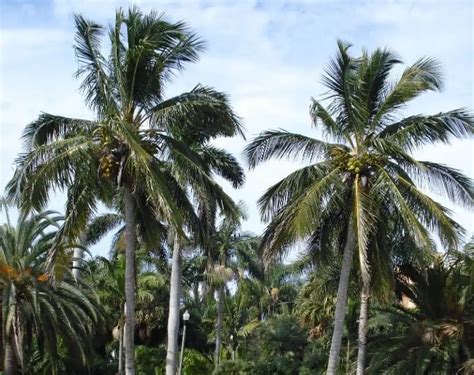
xmin=178 ymin=310 xmax=190 ymax=375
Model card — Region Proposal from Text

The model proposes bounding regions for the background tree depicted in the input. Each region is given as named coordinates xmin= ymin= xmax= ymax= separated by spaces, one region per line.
xmin=164 ymin=139 xmax=244 ymax=375
xmin=201 ymin=212 xmax=259 ymax=368
xmin=0 ymin=204 xmax=105 ymax=374
xmin=368 ymin=245 xmax=474 ymax=374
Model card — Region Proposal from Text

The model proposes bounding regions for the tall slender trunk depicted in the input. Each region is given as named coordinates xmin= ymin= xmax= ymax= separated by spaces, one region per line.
xmin=72 ymin=233 xmax=86 ymax=280
xmin=346 ymin=336 xmax=351 ymax=373
xmin=118 ymin=325 xmax=124 ymax=374
xmin=4 ymin=339 xmax=16 ymax=375
xmin=0 ymin=294 xmax=3 ymax=371
xmin=193 ymin=282 xmax=200 ymax=303
xmin=326 ymin=221 xmax=356 ymax=375
xmin=356 ymin=282 xmax=370 ymax=375
xmin=201 ymin=262 xmax=213 ymax=302
xmin=166 ymin=235 xmax=182 ymax=375
xmin=214 ymin=284 xmax=224 ymax=370
xmin=123 ymin=186 xmax=136 ymax=375
xmin=118 ymin=302 xmax=126 ymax=374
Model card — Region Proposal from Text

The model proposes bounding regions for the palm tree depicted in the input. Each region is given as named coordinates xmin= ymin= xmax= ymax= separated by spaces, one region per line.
xmin=7 ymin=8 xmax=243 ymax=374
xmin=368 ymin=247 xmax=474 ymax=374
xmin=0 ymin=204 xmax=105 ymax=374
xmin=245 ymin=41 xmax=473 ymax=374
xmin=164 ymin=144 xmax=244 ymax=375
xmin=202 ymin=214 xmax=260 ymax=369
xmin=85 ymin=250 xmax=169 ymax=373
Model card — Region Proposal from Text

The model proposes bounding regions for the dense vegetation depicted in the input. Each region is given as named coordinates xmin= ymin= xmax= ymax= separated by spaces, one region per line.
xmin=1 ymin=7 xmax=473 ymax=375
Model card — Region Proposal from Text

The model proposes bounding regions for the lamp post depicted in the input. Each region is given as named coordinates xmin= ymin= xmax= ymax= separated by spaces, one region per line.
xmin=178 ymin=310 xmax=190 ymax=375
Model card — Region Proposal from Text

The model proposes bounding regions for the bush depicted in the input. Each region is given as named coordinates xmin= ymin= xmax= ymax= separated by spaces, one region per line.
xmin=182 ymin=349 xmax=213 ymax=375
xmin=135 ymin=345 xmax=166 ymax=374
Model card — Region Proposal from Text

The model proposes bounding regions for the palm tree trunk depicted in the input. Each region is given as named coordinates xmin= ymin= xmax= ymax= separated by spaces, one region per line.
xmin=118 ymin=302 xmax=126 ymax=374
xmin=4 ymin=339 xmax=16 ymax=375
xmin=118 ymin=323 xmax=124 ymax=374
xmin=326 ymin=221 xmax=356 ymax=375
xmin=356 ymin=282 xmax=370 ymax=375
xmin=201 ymin=262 xmax=213 ymax=302
xmin=72 ymin=233 xmax=86 ymax=280
xmin=0 ymin=294 xmax=3 ymax=370
xmin=123 ymin=185 xmax=136 ymax=375
xmin=214 ymin=284 xmax=225 ymax=370
xmin=166 ymin=235 xmax=181 ymax=375
xmin=346 ymin=336 xmax=351 ymax=373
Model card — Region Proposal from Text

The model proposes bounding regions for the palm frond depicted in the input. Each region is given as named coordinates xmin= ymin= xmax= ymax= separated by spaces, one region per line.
xmin=197 ymin=145 xmax=245 ymax=188
xmin=74 ymin=14 xmax=116 ymax=115
xmin=22 ymin=113 xmax=97 ymax=151
xmin=6 ymin=136 xmax=96 ymax=211
xmin=258 ymin=161 xmax=334 ymax=222
xmin=353 ymin=175 xmax=378 ymax=283
xmin=85 ymin=213 xmax=123 ymax=245
xmin=372 ymin=169 xmax=434 ymax=249
xmin=150 ymin=85 xmax=243 ymax=143
xmin=398 ymin=160 xmax=473 ymax=208
xmin=373 ymin=57 xmax=444 ymax=125
xmin=245 ymin=130 xmax=344 ymax=169
xmin=377 ymin=109 xmax=473 ymax=151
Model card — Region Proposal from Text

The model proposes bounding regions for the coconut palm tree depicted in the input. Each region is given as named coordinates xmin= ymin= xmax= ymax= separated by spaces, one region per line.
xmin=7 ymin=8 xmax=243 ymax=374
xmin=0 ymin=204 xmax=105 ymax=374
xmin=245 ymin=41 xmax=473 ymax=374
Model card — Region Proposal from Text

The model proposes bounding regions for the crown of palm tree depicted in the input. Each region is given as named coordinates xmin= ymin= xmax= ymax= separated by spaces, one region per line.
xmin=245 ymin=40 xmax=473 ymax=281
xmin=7 ymin=7 xmax=245 ymax=244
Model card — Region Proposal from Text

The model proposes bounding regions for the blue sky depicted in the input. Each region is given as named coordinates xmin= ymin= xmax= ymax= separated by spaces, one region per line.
xmin=1 ymin=0 xmax=473 ymax=256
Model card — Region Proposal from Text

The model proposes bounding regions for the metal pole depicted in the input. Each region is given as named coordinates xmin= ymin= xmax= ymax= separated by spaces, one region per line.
xmin=178 ymin=323 xmax=187 ymax=375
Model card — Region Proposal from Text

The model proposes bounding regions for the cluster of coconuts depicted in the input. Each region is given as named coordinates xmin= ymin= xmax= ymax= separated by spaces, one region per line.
xmin=100 ymin=153 xmax=119 ymax=179
xmin=346 ymin=153 xmax=383 ymax=174
xmin=330 ymin=148 xmax=382 ymax=175
xmin=98 ymin=131 xmax=122 ymax=180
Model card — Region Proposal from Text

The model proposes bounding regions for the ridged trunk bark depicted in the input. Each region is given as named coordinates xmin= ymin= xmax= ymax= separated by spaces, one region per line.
xmin=166 ymin=236 xmax=181 ymax=375
xmin=214 ymin=284 xmax=224 ymax=370
xmin=356 ymin=282 xmax=370 ymax=375
xmin=326 ymin=221 xmax=356 ymax=375
xmin=123 ymin=186 xmax=136 ymax=375
xmin=4 ymin=339 xmax=16 ymax=375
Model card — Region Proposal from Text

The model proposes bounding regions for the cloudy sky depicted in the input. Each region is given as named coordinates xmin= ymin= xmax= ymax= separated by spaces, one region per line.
xmin=0 ymin=0 xmax=473 ymax=256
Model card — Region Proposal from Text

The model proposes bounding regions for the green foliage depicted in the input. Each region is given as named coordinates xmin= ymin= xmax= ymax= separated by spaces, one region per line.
xmin=135 ymin=345 xmax=166 ymax=375
xmin=367 ymin=249 xmax=474 ymax=374
xmin=214 ymin=359 xmax=252 ymax=375
xmin=182 ymin=349 xmax=213 ymax=375
xmin=0 ymin=205 xmax=106 ymax=374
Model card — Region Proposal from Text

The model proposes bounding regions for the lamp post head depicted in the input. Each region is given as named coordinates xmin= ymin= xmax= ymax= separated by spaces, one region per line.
xmin=183 ymin=309 xmax=190 ymax=321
